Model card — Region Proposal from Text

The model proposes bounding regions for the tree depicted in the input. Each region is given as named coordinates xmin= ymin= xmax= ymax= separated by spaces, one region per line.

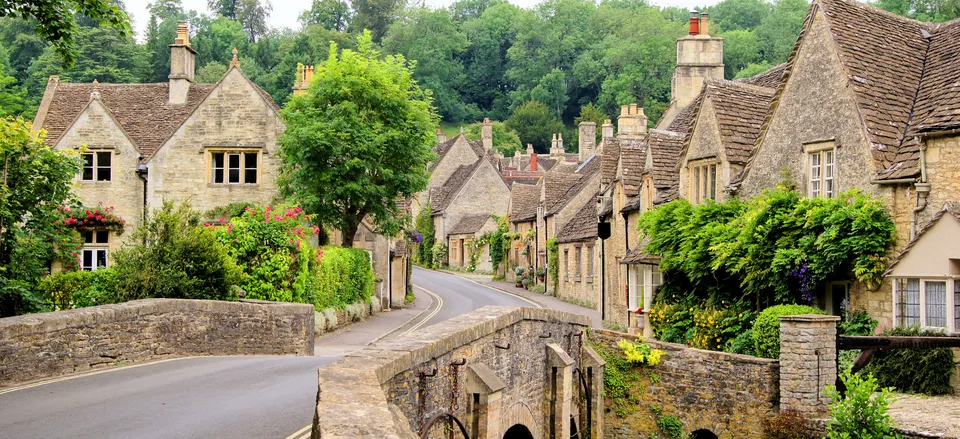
xmin=450 ymin=0 xmax=503 ymax=22
xmin=208 ymin=0 xmax=238 ymax=19
xmin=756 ymin=0 xmax=808 ymax=65
xmin=0 ymin=117 xmax=81 ymax=317
xmin=0 ymin=45 xmax=27 ymax=116
xmin=720 ymin=29 xmax=761 ymax=79
xmin=876 ymin=0 xmax=960 ymax=21
xmin=349 ymin=0 xmax=404 ymax=42
xmin=299 ymin=0 xmax=350 ymax=31
xmin=144 ymin=0 xmax=186 ymax=82
xmin=460 ymin=2 xmax=526 ymax=119
xmin=708 ymin=0 xmax=771 ymax=32
xmin=278 ymin=32 xmax=437 ymax=248
xmin=734 ymin=61 xmax=775 ymax=79
xmin=236 ymin=0 xmax=272 ymax=42
xmin=0 ymin=0 xmax=131 ymax=67
xmin=574 ymin=102 xmax=606 ymax=144
xmin=196 ymin=61 xmax=227 ymax=82
xmin=531 ymin=68 xmax=567 ymax=119
xmin=192 ymin=16 xmax=249 ymax=67
xmin=463 ymin=120 xmax=522 ymax=157
xmin=505 ymin=100 xmax=563 ymax=153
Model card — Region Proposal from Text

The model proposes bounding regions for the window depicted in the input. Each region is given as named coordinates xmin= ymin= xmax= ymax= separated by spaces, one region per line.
xmin=586 ymin=246 xmax=594 ymax=281
xmin=895 ymin=278 xmax=920 ymax=327
xmin=690 ymin=162 xmax=717 ymax=203
xmin=563 ymin=249 xmax=569 ymax=281
xmin=808 ymin=148 xmax=835 ymax=198
xmin=81 ymin=230 xmax=109 ymax=271
xmin=80 ymin=152 xmax=112 ymax=182
xmin=925 ymin=281 xmax=947 ymax=328
xmin=627 ymin=264 xmax=662 ymax=312
xmin=955 ymin=280 xmax=960 ymax=332
xmin=628 ymin=266 xmax=640 ymax=311
xmin=211 ymin=152 xmax=258 ymax=184
xmin=575 ymin=246 xmax=582 ymax=281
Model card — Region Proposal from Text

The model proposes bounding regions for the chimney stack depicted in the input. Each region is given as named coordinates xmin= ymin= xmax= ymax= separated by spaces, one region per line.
xmin=293 ymin=64 xmax=315 ymax=96
xmin=602 ymin=119 xmax=614 ymax=139
xmin=617 ymin=104 xmax=648 ymax=138
xmin=660 ymin=10 xmax=723 ymax=128
xmin=436 ymin=129 xmax=447 ymax=144
xmin=526 ymin=143 xmax=535 ymax=155
xmin=530 ymin=152 xmax=538 ymax=172
xmin=482 ymin=118 xmax=493 ymax=151
xmin=578 ymin=121 xmax=596 ymax=163
xmin=168 ymin=20 xmax=196 ymax=105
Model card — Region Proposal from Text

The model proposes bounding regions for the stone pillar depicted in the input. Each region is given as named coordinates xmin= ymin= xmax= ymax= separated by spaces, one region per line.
xmin=582 ymin=346 xmax=606 ymax=439
xmin=779 ymin=314 xmax=840 ymax=417
xmin=546 ymin=343 xmax=573 ymax=439
xmin=466 ymin=363 xmax=506 ymax=439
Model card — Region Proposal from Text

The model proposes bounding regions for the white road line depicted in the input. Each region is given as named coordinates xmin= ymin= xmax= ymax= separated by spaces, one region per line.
xmin=400 ymin=286 xmax=443 ymax=336
xmin=282 ymin=424 xmax=311 ymax=439
xmin=0 ymin=357 xmax=191 ymax=396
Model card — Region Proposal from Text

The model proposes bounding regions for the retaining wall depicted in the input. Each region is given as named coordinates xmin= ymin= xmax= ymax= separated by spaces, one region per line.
xmin=0 ymin=298 xmax=314 ymax=387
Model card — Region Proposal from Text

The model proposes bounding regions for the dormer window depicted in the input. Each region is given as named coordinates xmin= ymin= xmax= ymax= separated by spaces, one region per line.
xmin=690 ymin=161 xmax=717 ymax=203
xmin=805 ymin=141 xmax=836 ymax=198
xmin=211 ymin=151 xmax=258 ymax=184
xmin=81 ymin=152 xmax=112 ymax=182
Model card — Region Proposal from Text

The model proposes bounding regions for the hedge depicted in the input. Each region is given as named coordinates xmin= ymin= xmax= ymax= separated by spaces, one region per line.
xmin=753 ymin=304 xmax=825 ymax=358
xmin=861 ymin=326 xmax=956 ymax=395
xmin=314 ymin=246 xmax=374 ymax=310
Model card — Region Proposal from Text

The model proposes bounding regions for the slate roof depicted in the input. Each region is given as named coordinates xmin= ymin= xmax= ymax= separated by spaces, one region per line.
xmin=39 ymin=82 xmax=218 ymax=158
xmin=448 ymin=214 xmax=492 ymax=235
xmin=621 ymin=239 xmax=660 ymax=265
xmin=620 ymin=142 xmax=646 ymax=195
xmin=600 ymin=138 xmax=621 ymax=183
xmin=647 ymin=130 xmax=685 ymax=191
xmin=556 ymin=201 xmax=599 ymax=243
xmin=885 ymin=201 xmax=960 ymax=274
xmin=509 ymin=183 xmax=541 ymax=223
xmin=430 ymin=134 xmax=485 ymax=171
xmin=546 ymin=155 xmax=601 ymax=216
xmin=908 ymin=20 xmax=960 ymax=135
xmin=688 ymin=80 xmax=777 ymax=165
xmin=431 ymin=160 xmax=483 ymax=213
xmin=736 ymin=63 xmax=788 ymax=89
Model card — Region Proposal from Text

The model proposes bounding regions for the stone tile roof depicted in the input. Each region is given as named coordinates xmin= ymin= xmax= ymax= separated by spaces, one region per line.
xmin=509 ymin=183 xmax=541 ymax=223
xmin=667 ymin=93 xmax=700 ymax=136
xmin=622 ymin=195 xmax=642 ymax=213
xmin=431 ymin=160 xmax=482 ymax=213
xmin=648 ymin=130 xmax=685 ymax=191
xmin=885 ymin=201 xmax=960 ymax=274
xmin=448 ymin=214 xmax=492 ymax=235
xmin=430 ymin=134 xmax=485 ymax=171
xmin=653 ymin=186 xmax=678 ymax=205
xmin=702 ymin=80 xmax=777 ymax=164
xmin=620 ymin=239 xmax=660 ymax=265
xmin=736 ymin=63 xmax=788 ymax=89
xmin=546 ymin=155 xmax=601 ymax=216
xmin=908 ymin=20 xmax=960 ymax=136
xmin=620 ymin=141 xmax=646 ymax=196
xmin=39 ymin=82 xmax=218 ymax=158
xmin=556 ymin=201 xmax=598 ymax=243
xmin=600 ymin=138 xmax=621 ymax=184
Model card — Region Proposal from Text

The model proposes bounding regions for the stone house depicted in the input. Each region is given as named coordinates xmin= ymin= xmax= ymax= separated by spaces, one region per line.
xmin=446 ymin=214 xmax=498 ymax=272
xmin=731 ymin=0 xmax=960 ymax=331
xmin=33 ymin=23 xmax=283 ymax=270
xmin=556 ymin=201 xmax=601 ymax=309
xmin=507 ymin=182 xmax=541 ymax=280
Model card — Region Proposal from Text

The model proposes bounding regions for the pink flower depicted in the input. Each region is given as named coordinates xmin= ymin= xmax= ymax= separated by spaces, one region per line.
xmin=95 ymin=215 xmax=103 ymax=221
xmin=295 ymin=207 xmax=302 ymax=214
xmin=219 ymin=217 xmax=226 ymax=223
xmin=87 ymin=214 xmax=95 ymax=219
xmin=312 ymin=225 xmax=320 ymax=235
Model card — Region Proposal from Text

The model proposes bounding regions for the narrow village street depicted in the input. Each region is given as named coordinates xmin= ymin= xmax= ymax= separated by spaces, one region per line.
xmin=0 ymin=268 xmax=556 ymax=439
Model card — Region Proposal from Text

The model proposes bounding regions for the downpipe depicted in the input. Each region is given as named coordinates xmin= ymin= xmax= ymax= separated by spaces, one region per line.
xmin=909 ymin=144 xmax=930 ymax=241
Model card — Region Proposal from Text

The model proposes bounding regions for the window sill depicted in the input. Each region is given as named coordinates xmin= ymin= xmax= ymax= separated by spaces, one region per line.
xmin=575 ymin=275 xmax=581 ymax=283
xmin=79 ymin=180 xmax=113 ymax=184
xmin=587 ymin=276 xmax=594 ymax=284
xmin=207 ymin=183 xmax=261 ymax=188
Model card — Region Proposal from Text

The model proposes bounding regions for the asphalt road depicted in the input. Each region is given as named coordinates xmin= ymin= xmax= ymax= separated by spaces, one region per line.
xmin=0 ymin=268 xmax=535 ymax=439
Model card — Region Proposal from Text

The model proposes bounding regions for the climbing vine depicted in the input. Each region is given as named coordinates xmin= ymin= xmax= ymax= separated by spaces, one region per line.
xmin=590 ymin=336 xmax=664 ymax=418
xmin=465 ymin=231 xmax=492 ymax=272
xmin=547 ymin=238 xmax=559 ymax=291
xmin=413 ymin=200 xmax=435 ymax=267
xmin=488 ymin=215 xmax=509 ymax=276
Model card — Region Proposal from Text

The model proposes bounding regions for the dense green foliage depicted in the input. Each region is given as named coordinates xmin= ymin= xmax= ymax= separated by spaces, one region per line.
xmin=752 ymin=304 xmax=824 ymax=358
xmin=639 ymin=186 xmax=897 ymax=309
xmin=649 ymin=299 xmax=756 ymax=352
xmin=0 ymin=117 xmax=81 ymax=317
xmin=431 ymin=241 xmax=448 ymax=268
xmin=505 ymin=100 xmax=563 ymax=153
xmin=825 ymin=371 xmax=903 ymax=439
xmin=413 ymin=201 xmax=436 ymax=268
xmin=314 ymin=246 xmax=375 ymax=309
xmin=37 ymin=268 xmax=116 ymax=310
xmin=488 ymin=215 xmax=509 ymax=275
xmin=110 ymin=201 xmax=241 ymax=303
xmin=546 ymin=238 xmax=559 ymax=291
xmin=463 ymin=120 xmax=522 ymax=157
xmin=278 ymin=32 xmax=436 ymax=247
xmin=861 ymin=326 xmax=956 ymax=395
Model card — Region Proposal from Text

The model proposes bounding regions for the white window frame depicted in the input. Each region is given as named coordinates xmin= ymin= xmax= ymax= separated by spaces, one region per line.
xmin=575 ymin=245 xmax=582 ymax=282
xmin=892 ymin=277 xmax=958 ymax=333
xmin=805 ymin=142 xmax=836 ymax=199
xmin=210 ymin=150 xmax=259 ymax=185
xmin=586 ymin=245 xmax=594 ymax=283
xmin=627 ymin=264 xmax=662 ymax=313
xmin=81 ymin=230 xmax=109 ymax=271
xmin=80 ymin=151 xmax=112 ymax=182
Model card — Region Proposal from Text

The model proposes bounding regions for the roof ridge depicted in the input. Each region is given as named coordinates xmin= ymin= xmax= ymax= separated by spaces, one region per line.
xmin=820 ymin=0 xmax=934 ymax=29
xmin=707 ymin=78 xmax=777 ymax=96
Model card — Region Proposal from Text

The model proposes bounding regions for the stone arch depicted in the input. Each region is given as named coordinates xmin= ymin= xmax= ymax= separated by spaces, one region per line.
xmin=503 ymin=424 xmax=535 ymax=439
xmin=500 ymin=401 xmax=542 ymax=439
xmin=690 ymin=429 xmax=719 ymax=439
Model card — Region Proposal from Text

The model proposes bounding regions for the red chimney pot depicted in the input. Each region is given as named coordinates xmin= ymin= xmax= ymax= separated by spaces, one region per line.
xmin=530 ymin=153 xmax=538 ymax=172
xmin=689 ymin=17 xmax=700 ymax=35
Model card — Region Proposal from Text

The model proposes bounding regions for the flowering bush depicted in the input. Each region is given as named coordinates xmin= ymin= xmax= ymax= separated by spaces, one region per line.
xmin=649 ymin=301 xmax=695 ymax=344
xmin=690 ymin=305 xmax=755 ymax=351
xmin=58 ymin=203 xmax=126 ymax=234
xmin=617 ymin=339 xmax=664 ymax=366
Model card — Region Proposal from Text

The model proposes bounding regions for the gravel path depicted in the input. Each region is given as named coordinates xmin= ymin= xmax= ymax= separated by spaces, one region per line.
xmin=888 ymin=393 xmax=960 ymax=438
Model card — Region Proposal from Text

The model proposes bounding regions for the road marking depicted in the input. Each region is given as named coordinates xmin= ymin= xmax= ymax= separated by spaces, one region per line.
xmin=400 ymin=286 xmax=443 ymax=336
xmin=283 ymin=424 xmax=311 ymax=439
xmin=422 ymin=268 xmax=543 ymax=309
xmin=0 ymin=357 xmax=192 ymax=396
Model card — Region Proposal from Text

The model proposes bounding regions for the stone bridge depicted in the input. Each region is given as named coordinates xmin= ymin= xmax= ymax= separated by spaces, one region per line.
xmin=312 ymin=307 xmax=604 ymax=439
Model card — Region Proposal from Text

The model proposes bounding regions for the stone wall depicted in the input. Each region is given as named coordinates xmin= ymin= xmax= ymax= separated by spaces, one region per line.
xmin=557 ymin=240 xmax=600 ymax=310
xmin=0 ymin=298 xmax=314 ymax=387
xmin=590 ymin=330 xmax=780 ymax=439
xmin=313 ymin=307 xmax=602 ymax=439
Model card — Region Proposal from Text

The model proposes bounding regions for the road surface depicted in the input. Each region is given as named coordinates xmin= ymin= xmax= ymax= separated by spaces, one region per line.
xmin=0 ymin=267 xmax=534 ymax=439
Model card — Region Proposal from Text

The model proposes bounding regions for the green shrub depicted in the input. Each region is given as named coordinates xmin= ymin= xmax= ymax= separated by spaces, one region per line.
xmin=861 ymin=326 xmax=956 ymax=395
xmin=724 ymin=329 xmax=756 ymax=356
xmin=314 ymin=246 xmax=374 ymax=309
xmin=840 ymin=308 xmax=878 ymax=336
xmin=547 ymin=238 xmax=559 ymax=291
xmin=38 ymin=269 xmax=117 ymax=310
xmin=431 ymin=242 xmax=448 ymax=268
xmin=825 ymin=371 xmax=902 ymax=439
xmin=649 ymin=301 xmax=696 ymax=344
xmin=111 ymin=201 xmax=241 ymax=302
xmin=752 ymin=304 xmax=825 ymax=358
xmin=204 ymin=202 xmax=256 ymax=221
xmin=763 ymin=409 xmax=812 ymax=439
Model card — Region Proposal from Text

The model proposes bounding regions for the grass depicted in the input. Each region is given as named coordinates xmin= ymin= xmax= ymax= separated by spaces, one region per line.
xmin=438 ymin=121 xmax=463 ymax=137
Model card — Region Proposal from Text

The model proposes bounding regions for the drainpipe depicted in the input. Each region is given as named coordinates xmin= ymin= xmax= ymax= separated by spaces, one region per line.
xmin=910 ymin=144 xmax=931 ymax=240
xmin=135 ymin=164 xmax=148 ymax=215
xmin=388 ymin=249 xmax=394 ymax=309
xmin=623 ymin=212 xmax=630 ymax=330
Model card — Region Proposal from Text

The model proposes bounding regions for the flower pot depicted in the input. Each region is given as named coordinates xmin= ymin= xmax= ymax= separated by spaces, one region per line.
xmin=537 ymin=275 xmax=545 ymax=282
xmin=515 ymin=281 xmax=523 ymax=288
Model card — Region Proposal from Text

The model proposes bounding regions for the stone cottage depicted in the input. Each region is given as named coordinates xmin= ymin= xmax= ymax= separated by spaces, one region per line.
xmin=33 ymin=22 xmax=283 ymax=269
xmin=507 ymin=182 xmax=541 ymax=279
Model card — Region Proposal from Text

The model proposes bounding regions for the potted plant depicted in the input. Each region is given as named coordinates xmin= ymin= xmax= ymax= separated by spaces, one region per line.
xmin=521 ymin=275 xmax=533 ymax=289
xmin=535 ymin=267 xmax=546 ymax=282
xmin=514 ymin=266 xmax=525 ymax=287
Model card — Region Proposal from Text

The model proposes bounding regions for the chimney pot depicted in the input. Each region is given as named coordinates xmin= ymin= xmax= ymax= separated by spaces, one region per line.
xmin=168 ymin=20 xmax=196 ymax=105
xmin=530 ymin=152 xmax=539 ymax=172
xmin=629 ymin=103 xmax=638 ymax=115
xmin=689 ymin=11 xmax=700 ymax=35
xmin=699 ymin=12 xmax=710 ymax=36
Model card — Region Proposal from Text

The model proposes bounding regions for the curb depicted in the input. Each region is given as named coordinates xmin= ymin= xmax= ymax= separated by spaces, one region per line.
xmin=365 ymin=291 xmax=436 ymax=345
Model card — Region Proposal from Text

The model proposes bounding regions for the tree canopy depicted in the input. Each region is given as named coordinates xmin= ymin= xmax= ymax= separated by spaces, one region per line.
xmin=278 ymin=32 xmax=437 ymax=247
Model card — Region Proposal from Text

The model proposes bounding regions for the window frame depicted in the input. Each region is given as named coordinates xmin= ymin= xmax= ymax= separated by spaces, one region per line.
xmin=893 ymin=276 xmax=958 ymax=333
xmin=574 ymin=245 xmax=582 ymax=282
xmin=209 ymin=149 xmax=261 ymax=185
xmin=804 ymin=141 xmax=837 ymax=199
xmin=689 ymin=161 xmax=718 ymax=204
xmin=81 ymin=230 xmax=109 ymax=271
xmin=80 ymin=151 xmax=112 ymax=182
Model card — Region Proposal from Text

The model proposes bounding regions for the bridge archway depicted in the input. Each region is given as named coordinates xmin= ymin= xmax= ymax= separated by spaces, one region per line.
xmin=503 ymin=424 xmax=535 ymax=439
xmin=690 ymin=429 xmax=719 ymax=439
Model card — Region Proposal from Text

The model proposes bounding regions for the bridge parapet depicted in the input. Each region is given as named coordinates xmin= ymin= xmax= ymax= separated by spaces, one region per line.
xmin=313 ymin=306 xmax=602 ymax=439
